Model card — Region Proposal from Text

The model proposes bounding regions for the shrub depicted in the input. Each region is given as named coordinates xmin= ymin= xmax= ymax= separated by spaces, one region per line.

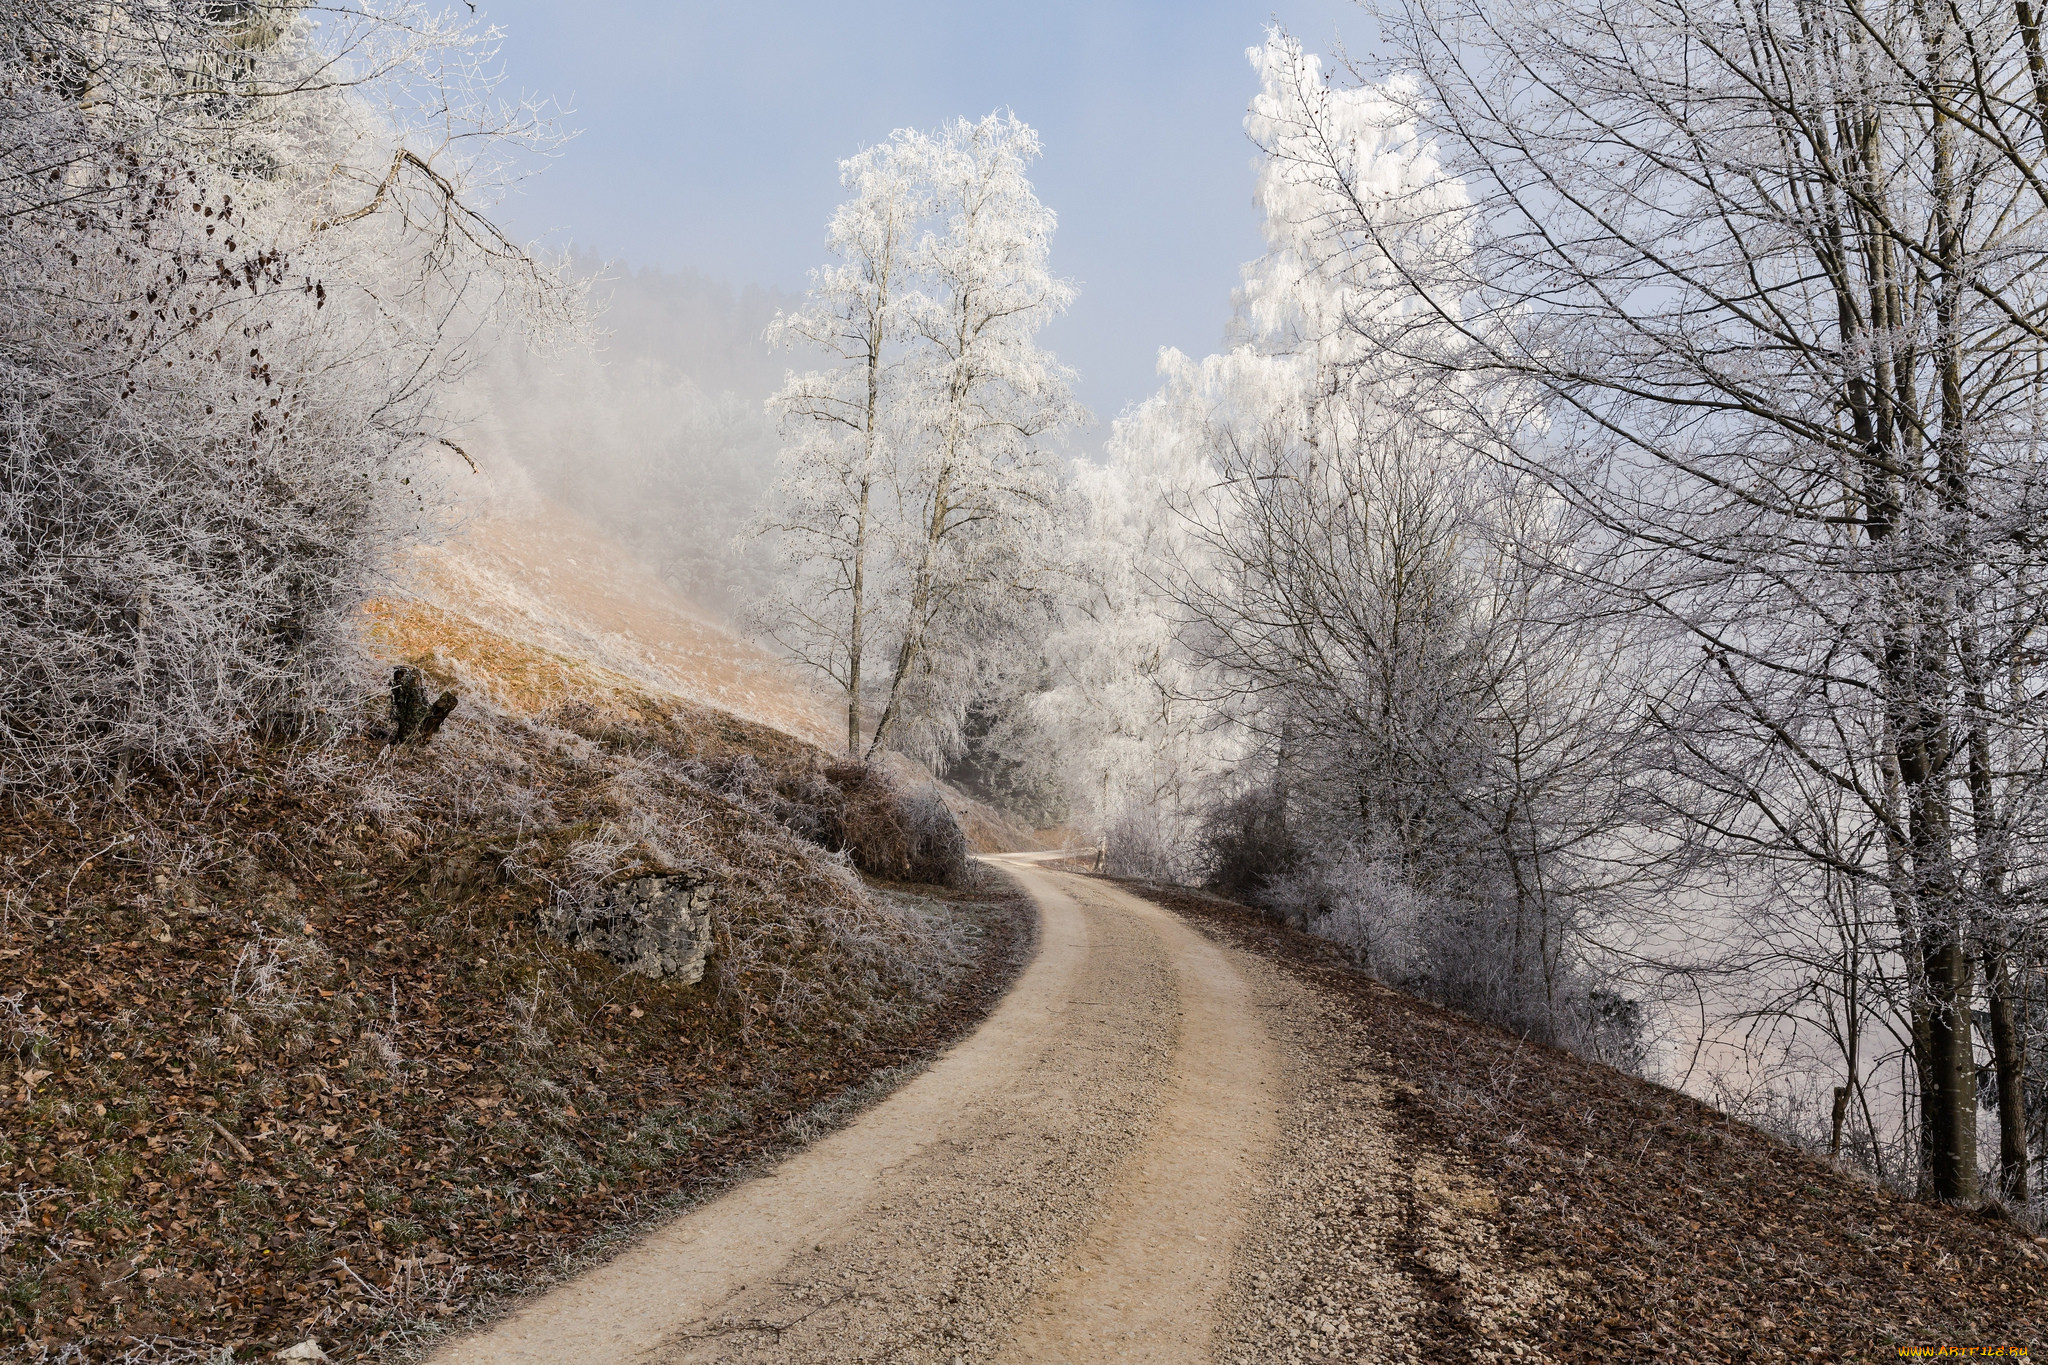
xmin=1196 ymin=783 xmax=1300 ymax=901
xmin=679 ymin=754 xmax=971 ymax=887
xmin=0 ymin=146 xmax=407 ymax=786
xmin=823 ymin=763 xmax=969 ymax=886
xmin=1255 ymin=836 xmax=1650 ymax=1071
xmin=0 ymin=3 xmax=565 ymax=792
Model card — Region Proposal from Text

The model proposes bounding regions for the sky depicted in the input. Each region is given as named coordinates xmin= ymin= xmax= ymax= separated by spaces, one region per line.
xmin=471 ymin=0 xmax=1369 ymax=443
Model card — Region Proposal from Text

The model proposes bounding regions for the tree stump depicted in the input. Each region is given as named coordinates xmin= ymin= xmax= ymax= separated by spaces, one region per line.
xmin=391 ymin=666 xmax=458 ymax=743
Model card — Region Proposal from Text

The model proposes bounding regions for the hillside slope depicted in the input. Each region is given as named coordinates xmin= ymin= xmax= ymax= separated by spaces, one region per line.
xmin=382 ymin=859 xmax=2048 ymax=1365
xmin=410 ymin=469 xmax=839 ymax=750
xmin=401 ymin=472 xmax=1040 ymax=853
xmin=0 ymin=642 xmax=1036 ymax=1361
xmin=0 ymin=472 xmax=1050 ymax=1360
xmin=1129 ymin=882 xmax=2048 ymax=1363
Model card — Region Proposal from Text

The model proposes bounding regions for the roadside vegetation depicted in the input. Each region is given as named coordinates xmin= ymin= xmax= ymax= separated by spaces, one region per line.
xmin=0 ymin=9 xmax=1025 ymax=1359
xmin=1132 ymin=880 xmax=2048 ymax=1361
xmin=743 ymin=2 xmax=2048 ymax=1222
xmin=0 ymin=615 xmax=1027 ymax=1360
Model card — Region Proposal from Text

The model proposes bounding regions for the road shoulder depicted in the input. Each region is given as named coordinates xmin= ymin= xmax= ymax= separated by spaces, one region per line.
xmin=1125 ymin=879 xmax=2048 ymax=1364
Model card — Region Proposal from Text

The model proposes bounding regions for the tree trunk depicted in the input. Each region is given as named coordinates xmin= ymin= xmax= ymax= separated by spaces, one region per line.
xmin=844 ymin=250 xmax=893 ymax=760
xmin=864 ymin=464 xmax=948 ymax=763
xmin=391 ymin=667 xmax=457 ymax=744
xmin=1984 ymin=942 xmax=2031 ymax=1203
xmin=1901 ymin=728 xmax=1978 ymax=1200
xmin=1921 ymin=925 xmax=1980 ymax=1201
xmin=1906 ymin=26 xmax=1979 ymax=1203
xmin=847 ymin=467 xmax=871 ymax=759
xmin=866 ymin=323 xmax=971 ymax=762
xmin=1961 ymin=635 xmax=2028 ymax=1204
xmin=1891 ymin=642 xmax=1976 ymax=1200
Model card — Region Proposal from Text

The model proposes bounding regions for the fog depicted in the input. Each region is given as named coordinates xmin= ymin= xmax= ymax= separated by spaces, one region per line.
xmin=458 ymin=254 xmax=801 ymax=620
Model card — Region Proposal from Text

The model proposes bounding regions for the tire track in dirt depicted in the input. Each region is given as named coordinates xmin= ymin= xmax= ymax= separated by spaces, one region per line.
xmin=995 ymin=870 xmax=1283 ymax=1363
xmin=427 ymin=860 xmax=1283 ymax=1364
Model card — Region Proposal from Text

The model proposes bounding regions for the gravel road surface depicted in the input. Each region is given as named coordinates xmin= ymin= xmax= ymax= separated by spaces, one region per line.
xmin=428 ymin=859 xmax=1289 ymax=1364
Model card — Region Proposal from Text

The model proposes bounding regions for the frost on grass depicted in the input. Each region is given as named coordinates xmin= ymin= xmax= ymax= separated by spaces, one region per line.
xmin=360 ymin=684 xmax=974 ymax=1040
xmin=0 ymin=666 xmax=995 ymax=1357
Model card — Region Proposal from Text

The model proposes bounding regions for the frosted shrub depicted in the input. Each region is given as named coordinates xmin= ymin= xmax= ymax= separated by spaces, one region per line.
xmin=825 ymin=764 xmax=969 ymax=886
xmin=1196 ymin=785 xmax=1298 ymax=902
xmin=883 ymin=782 xmax=968 ymax=886
xmin=1105 ymin=806 xmax=1194 ymax=883
xmin=0 ymin=162 xmax=410 ymax=784
xmin=0 ymin=3 xmax=566 ymax=791
xmin=1269 ymin=838 xmax=1647 ymax=1064
xmin=1294 ymin=852 xmax=1428 ymax=983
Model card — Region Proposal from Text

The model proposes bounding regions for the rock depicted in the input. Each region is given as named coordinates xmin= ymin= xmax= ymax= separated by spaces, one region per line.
xmin=273 ymin=1342 xmax=329 ymax=1362
xmin=545 ymin=875 xmax=715 ymax=984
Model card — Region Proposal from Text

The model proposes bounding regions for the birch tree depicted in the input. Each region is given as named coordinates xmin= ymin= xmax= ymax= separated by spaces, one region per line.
xmin=863 ymin=114 xmax=1084 ymax=763
xmin=759 ymin=138 xmax=924 ymax=756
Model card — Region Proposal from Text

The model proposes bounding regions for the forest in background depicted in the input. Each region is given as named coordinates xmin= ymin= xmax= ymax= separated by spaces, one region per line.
xmin=729 ymin=8 xmax=2048 ymax=1217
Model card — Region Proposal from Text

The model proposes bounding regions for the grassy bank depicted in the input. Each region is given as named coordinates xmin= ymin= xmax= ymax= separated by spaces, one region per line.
xmin=0 ymin=637 xmax=1031 ymax=1362
xmin=1125 ymin=880 xmax=2047 ymax=1362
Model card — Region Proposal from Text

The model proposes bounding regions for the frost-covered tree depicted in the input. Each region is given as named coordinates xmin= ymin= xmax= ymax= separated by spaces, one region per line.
xmin=1017 ymin=363 xmax=1254 ymax=876
xmin=758 ymin=139 xmax=925 ymax=756
xmin=1260 ymin=0 xmax=2048 ymax=1201
xmin=756 ymin=113 xmax=1083 ymax=766
xmin=864 ymin=114 xmax=1084 ymax=764
xmin=1008 ymin=34 xmax=1672 ymax=1057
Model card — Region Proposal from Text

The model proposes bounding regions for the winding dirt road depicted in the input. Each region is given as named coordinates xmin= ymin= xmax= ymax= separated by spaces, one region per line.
xmin=428 ymin=857 xmax=1287 ymax=1364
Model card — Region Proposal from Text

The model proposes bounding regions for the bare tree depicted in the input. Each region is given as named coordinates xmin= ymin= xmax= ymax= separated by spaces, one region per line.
xmin=1163 ymin=382 xmax=1673 ymax=1041
xmin=1257 ymin=0 xmax=2048 ymax=1200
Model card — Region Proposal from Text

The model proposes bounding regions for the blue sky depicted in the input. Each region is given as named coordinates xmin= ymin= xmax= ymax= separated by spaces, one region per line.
xmin=473 ymin=0 xmax=1367 ymax=441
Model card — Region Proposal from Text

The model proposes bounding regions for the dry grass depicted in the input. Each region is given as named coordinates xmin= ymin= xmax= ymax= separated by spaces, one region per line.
xmin=0 ymin=618 xmax=1027 ymax=1361
xmin=365 ymin=599 xmax=690 ymax=723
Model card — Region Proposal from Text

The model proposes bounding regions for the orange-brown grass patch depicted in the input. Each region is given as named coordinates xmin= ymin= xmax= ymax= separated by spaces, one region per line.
xmin=367 ymin=598 xmax=656 ymax=723
xmin=407 ymin=498 xmax=842 ymax=749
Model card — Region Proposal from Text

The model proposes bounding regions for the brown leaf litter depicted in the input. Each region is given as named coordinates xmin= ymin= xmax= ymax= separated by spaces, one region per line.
xmin=1128 ymin=881 xmax=2047 ymax=1363
xmin=0 ymin=671 xmax=1029 ymax=1362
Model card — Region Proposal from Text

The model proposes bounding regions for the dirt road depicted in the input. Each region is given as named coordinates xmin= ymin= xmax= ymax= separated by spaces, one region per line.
xmin=423 ymin=866 xmax=2048 ymax=1365
xmin=427 ymin=858 xmax=1286 ymax=1364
